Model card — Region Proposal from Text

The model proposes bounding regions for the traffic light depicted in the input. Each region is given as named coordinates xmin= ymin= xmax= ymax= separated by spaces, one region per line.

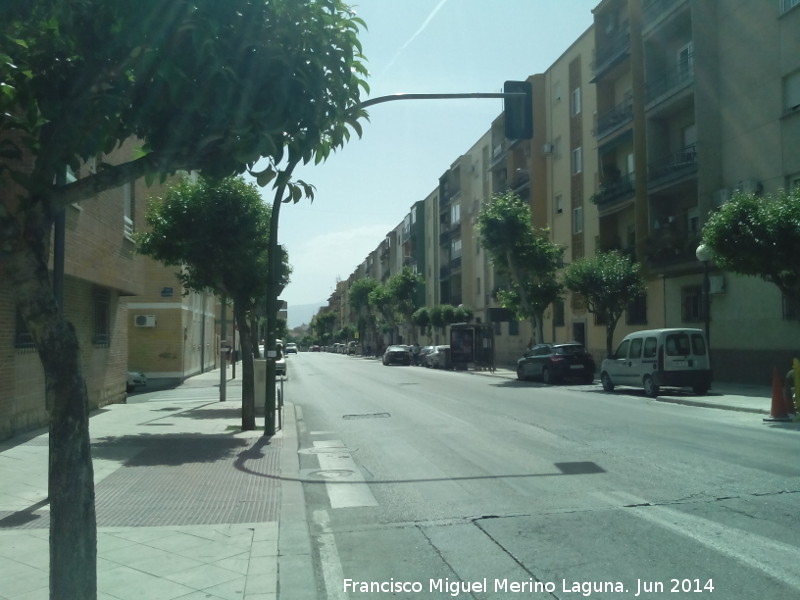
xmin=503 ymin=80 xmax=533 ymax=140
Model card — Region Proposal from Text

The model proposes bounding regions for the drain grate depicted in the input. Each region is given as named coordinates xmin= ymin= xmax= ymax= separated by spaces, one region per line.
xmin=342 ymin=412 xmax=391 ymax=420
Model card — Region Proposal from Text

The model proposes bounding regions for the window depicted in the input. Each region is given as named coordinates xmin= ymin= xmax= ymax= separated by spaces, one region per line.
xmin=788 ymin=173 xmax=800 ymax=192
xmin=629 ymin=337 xmax=643 ymax=359
xmin=572 ymin=147 xmax=582 ymax=175
xmin=784 ymin=70 xmax=800 ymax=113
xmin=93 ymin=290 xmax=111 ymax=346
xmin=509 ymin=320 xmax=519 ymax=336
xmin=451 ymin=202 xmax=461 ymax=225
xmin=554 ymin=300 xmax=565 ymax=327
xmin=627 ymin=294 xmax=647 ymax=325
xmin=643 ymin=337 xmax=658 ymax=359
xmin=681 ymin=286 xmax=704 ymax=322
xmin=677 ymin=42 xmax=694 ymax=77
xmin=572 ymin=206 xmax=583 ymax=234
xmin=614 ymin=339 xmax=630 ymax=359
xmin=554 ymin=193 xmax=564 ymax=214
xmin=571 ymin=87 xmax=582 ymax=116
xmin=782 ymin=0 xmax=800 ymax=14
xmin=451 ymin=238 xmax=462 ymax=259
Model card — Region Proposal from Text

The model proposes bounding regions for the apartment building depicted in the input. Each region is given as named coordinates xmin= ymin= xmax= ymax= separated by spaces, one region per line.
xmin=1 ymin=140 xmax=149 ymax=438
xmin=319 ymin=0 xmax=800 ymax=384
xmin=0 ymin=140 xmax=225 ymax=439
xmin=588 ymin=0 xmax=800 ymax=380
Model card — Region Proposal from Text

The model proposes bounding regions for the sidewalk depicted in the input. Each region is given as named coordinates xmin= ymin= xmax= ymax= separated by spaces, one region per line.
xmin=0 ymin=365 xmax=790 ymax=600
xmin=475 ymin=365 xmax=778 ymax=415
xmin=0 ymin=367 xmax=314 ymax=600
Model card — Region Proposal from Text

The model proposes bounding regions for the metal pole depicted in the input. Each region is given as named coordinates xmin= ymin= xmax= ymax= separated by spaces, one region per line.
xmin=220 ymin=297 xmax=227 ymax=402
xmin=703 ymin=261 xmax=711 ymax=347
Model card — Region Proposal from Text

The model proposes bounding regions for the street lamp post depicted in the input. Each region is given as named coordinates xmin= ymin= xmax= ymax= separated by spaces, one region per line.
xmin=695 ymin=244 xmax=712 ymax=346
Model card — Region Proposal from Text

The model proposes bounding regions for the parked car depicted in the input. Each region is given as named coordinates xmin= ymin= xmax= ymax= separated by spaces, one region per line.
xmin=516 ymin=343 xmax=595 ymax=384
xmin=600 ymin=328 xmax=711 ymax=397
xmin=347 ymin=341 xmax=361 ymax=355
xmin=285 ymin=342 xmax=298 ymax=354
xmin=417 ymin=345 xmax=435 ymax=366
xmin=383 ymin=345 xmax=412 ymax=366
xmin=126 ymin=370 xmax=147 ymax=392
xmin=425 ymin=345 xmax=450 ymax=369
xmin=310 ymin=345 xmax=321 ymax=352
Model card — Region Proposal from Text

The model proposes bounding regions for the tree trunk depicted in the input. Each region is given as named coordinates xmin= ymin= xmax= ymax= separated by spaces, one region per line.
xmin=234 ymin=302 xmax=256 ymax=430
xmin=6 ymin=219 xmax=97 ymax=599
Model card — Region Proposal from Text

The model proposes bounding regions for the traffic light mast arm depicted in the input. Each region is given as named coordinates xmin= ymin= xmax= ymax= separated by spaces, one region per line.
xmin=359 ymin=92 xmax=516 ymax=108
xmin=358 ymin=80 xmax=533 ymax=140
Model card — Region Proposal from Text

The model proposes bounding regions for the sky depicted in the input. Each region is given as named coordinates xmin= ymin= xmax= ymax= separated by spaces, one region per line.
xmin=272 ymin=0 xmax=598 ymax=325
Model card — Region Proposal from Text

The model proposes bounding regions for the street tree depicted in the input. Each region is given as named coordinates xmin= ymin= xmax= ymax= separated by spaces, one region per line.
xmin=0 ymin=2 xmax=367 ymax=597
xmin=312 ymin=311 xmax=337 ymax=346
xmin=702 ymin=188 xmax=800 ymax=314
xmin=412 ymin=307 xmax=432 ymax=340
xmin=430 ymin=304 xmax=458 ymax=341
xmin=368 ymin=283 xmax=396 ymax=343
xmin=138 ymin=176 xmax=290 ymax=430
xmin=477 ymin=191 xmax=564 ymax=342
xmin=386 ymin=266 xmax=424 ymax=342
xmin=349 ymin=277 xmax=380 ymax=349
xmin=564 ymin=251 xmax=645 ymax=356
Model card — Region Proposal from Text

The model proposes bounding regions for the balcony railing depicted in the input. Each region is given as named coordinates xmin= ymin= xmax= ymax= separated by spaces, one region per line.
xmin=645 ymin=61 xmax=694 ymax=104
xmin=596 ymin=99 xmax=634 ymax=138
xmin=648 ymin=144 xmax=697 ymax=187
xmin=591 ymin=172 xmax=635 ymax=207
xmin=593 ymin=30 xmax=631 ymax=77
xmin=642 ymin=0 xmax=685 ymax=27
xmin=645 ymin=228 xmax=701 ymax=269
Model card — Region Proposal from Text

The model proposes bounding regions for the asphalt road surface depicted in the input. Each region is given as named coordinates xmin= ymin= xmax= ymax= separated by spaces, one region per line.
xmin=287 ymin=352 xmax=800 ymax=599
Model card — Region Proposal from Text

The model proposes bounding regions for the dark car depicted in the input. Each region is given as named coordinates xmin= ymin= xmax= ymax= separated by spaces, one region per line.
xmin=383 ymin=345 xmax=412 ymax=366
xmin=516 ymin=342 xmax=595 ymax=384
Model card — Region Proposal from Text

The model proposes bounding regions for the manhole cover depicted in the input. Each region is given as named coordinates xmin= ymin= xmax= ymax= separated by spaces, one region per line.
xmin=343 ymin=412 xmax=391 ymax=420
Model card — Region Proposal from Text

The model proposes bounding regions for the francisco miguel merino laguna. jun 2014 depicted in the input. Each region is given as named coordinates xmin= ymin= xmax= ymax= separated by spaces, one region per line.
xmin=343 ymin=577 xmax=715 ymax=596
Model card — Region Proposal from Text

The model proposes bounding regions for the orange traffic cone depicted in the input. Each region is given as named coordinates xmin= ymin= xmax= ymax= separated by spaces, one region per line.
xmin=765 ymin=367 xmax=791 ymax=421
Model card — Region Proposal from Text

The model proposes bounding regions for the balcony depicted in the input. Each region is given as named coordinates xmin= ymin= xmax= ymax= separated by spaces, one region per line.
xmin=596 ymin=99 xmax=634 ymax=139
xmin=642 ymin=0 xmax=686 ymax=30
xmin=592 ymin=30 xmax=631 ymax=80
xmin=591 ymin=172 xmax=635 ymax=207
xmin=645 ymin=227 xmax=701 ymax=269
xmin=645 ymin=61 xmax=694 ymax=106
xmin=647 ymin=144 xmax=696 ymax=189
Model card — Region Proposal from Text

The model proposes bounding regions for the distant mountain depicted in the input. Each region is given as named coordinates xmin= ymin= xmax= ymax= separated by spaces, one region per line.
xmin=287 ymin=302 xmax=325 ymax=329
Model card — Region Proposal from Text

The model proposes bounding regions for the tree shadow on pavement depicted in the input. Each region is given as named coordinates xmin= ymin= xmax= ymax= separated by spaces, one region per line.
xmin=91 ymin=433 xmax=254 ymax=467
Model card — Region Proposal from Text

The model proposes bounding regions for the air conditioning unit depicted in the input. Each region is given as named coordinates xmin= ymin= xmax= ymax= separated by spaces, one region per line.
xmin=134 ymin=315 xmax=156 ymax=327
xmin=542 ymin=143 xmax=555 ymax=155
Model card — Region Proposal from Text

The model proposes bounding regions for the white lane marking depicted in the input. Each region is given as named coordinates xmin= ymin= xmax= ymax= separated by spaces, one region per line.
xmin=313 ymin=440 xmax=379 ymax=509
xmin=595 ymin=491 xmax=800 ymax=590
xmin=313 ymin=509 xmax=346 ymax=600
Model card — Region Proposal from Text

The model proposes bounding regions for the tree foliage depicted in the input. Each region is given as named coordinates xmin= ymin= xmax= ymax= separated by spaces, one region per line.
xmin=138 ymin=175 xmax=290 ymax=429
xmin=1 ymin=3 xmax=368 ymax=598
xmin=477 ymin=191 xmax=563 ymax=342
xmin=702 ymin=188 xmax=800 ymax=311
xmin=348 ymin=277 xmax=379 ymax=344
xmin=564 ymin=251 xmax=645 ymax=356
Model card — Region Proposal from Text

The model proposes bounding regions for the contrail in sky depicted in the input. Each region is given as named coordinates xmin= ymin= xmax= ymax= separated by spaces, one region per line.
xmin=380 ymin=0 xmax=450 ymax=76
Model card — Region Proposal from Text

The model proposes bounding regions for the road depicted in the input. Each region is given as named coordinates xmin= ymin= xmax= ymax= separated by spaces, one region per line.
xmin=286 ymin=352 xmax=800 ymax=599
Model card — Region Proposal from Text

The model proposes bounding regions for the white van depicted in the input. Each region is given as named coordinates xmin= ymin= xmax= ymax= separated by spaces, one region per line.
xmin=600 ymin=328 xmax=711 ymax=397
